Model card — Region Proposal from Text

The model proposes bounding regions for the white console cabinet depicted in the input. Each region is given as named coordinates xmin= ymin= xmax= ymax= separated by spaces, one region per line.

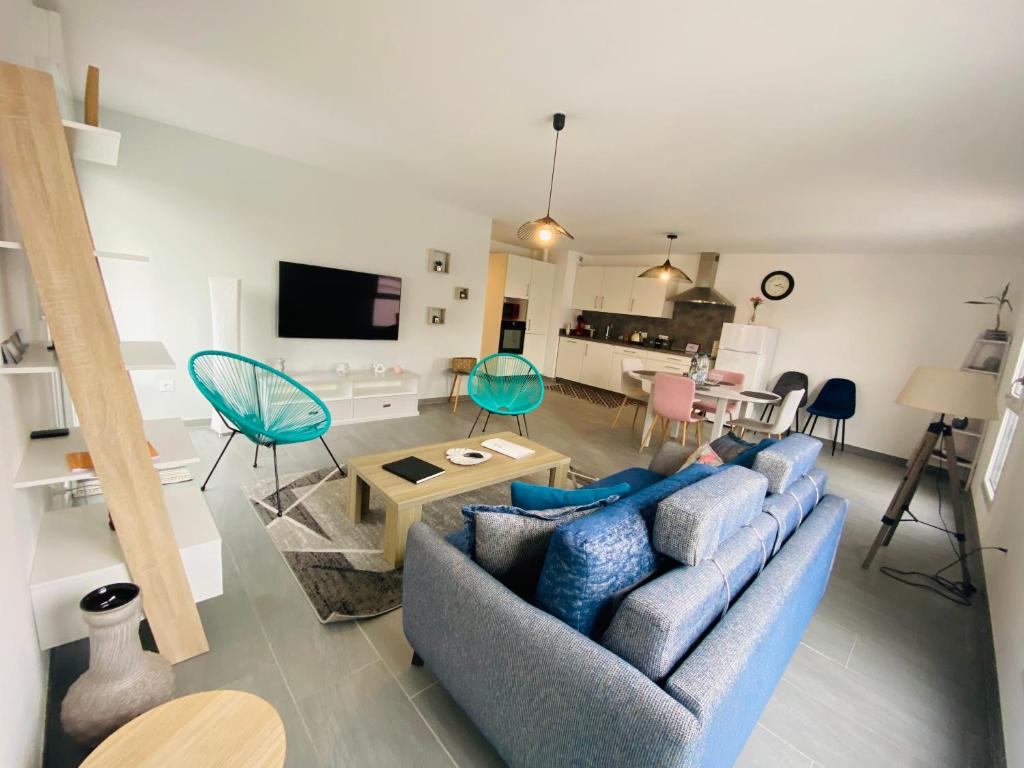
xmin=292 ymin=369 xmax=420 ymax=425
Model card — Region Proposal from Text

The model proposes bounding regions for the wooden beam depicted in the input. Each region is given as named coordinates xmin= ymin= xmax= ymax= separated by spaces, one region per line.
xmin=84 ymin=66 xmax=100 ymax=127
xmin=0 ymin=62 xmax=208 ymax=663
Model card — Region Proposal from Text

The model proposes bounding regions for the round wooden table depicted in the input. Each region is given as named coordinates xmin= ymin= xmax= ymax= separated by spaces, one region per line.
xmin=81 ymin=691 xmax=286 ymax=768
xmin=634 ymin=371 xmax=779 ymax=448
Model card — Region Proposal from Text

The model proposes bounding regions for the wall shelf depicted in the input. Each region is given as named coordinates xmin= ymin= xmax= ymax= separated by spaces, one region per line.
xmin=62 ymin=119 xmax=120 ymax=166
xmin=29 ymin=483 xmax=222 ymax=650
xmin=0 ymin=341 xmax=174 ymax=375
xmin=14 ymin=417 xmax=199 ymax=489
xmin=0 ymin=240 xmax=147 ymax=262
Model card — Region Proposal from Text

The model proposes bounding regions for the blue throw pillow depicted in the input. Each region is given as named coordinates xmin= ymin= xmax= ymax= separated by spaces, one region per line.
xmin=587 ymin=467 xmax=666 ymax=491
xmin=510 ymin=481 xmax=632 ymax=511
xmin=534 ymin=463 xmax=720 ymax=637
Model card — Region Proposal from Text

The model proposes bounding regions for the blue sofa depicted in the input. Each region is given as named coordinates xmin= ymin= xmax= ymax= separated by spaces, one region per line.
xmin=403 ymin=435 xmax=848 ymax=768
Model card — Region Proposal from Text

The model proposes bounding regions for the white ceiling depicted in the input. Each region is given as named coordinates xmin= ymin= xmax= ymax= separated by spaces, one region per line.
xmin=46 ymin=0 xmax=1024 ymax=255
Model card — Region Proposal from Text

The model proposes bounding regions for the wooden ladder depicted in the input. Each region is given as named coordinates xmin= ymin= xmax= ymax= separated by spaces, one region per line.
xmin=0 ymin=62 xmax=208 ymax=663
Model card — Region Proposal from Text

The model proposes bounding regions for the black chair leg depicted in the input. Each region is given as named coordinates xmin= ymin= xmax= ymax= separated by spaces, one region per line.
xmin=411 ymin=651 xmax=424 ymax=667
xmin=320 ymin=436 xmax=344 ymax=475
xmin=201 ymin=430 xmax=237 ymax=491
xmin=522 ymin=413 xmax=530 ymax=438
xmin=253 ymin=442 xmax=259 ymax=468
xmin=793 ymin=411 xmax=801 ymax=434
xmin=841 ymin=420 xmax=846 ymax=452
xmin=831 ymin=419 xmax=840 ymax=456
xmin=272 ymin=443 xmax=283 ymax=517
xmin=482 ymin=410 xmax=492 ymax=432
xmin=515 ymin=414 xmax=524 ymax=436
xmin=805 ymin=415 xmax=818 ymax=436
xmin=760 ymin=403 xmax=774 ymax=421
xmin=468 ymin=407 xmax=484 ymax=438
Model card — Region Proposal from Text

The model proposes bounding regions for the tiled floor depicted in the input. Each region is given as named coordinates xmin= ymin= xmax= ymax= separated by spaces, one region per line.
xmin=43 ymin=393 xmax=1000 ymax=767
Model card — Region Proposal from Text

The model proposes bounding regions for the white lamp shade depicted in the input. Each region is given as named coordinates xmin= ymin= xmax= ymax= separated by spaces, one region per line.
xmin=896 ymin=366 xmax=999 ymax=421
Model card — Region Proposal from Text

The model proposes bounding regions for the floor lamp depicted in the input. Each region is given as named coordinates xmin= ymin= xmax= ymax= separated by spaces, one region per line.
xmin=862 ymin=366 xmax=998 ymax=590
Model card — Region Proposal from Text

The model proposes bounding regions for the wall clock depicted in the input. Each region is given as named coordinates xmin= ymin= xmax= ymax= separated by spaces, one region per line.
xmin=761 ymin=270 xmax=794 ymax=301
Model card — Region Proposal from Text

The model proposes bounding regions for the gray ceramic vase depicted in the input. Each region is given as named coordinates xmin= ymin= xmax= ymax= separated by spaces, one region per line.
xmin=60 ymin=583 xmax=175 ymax=745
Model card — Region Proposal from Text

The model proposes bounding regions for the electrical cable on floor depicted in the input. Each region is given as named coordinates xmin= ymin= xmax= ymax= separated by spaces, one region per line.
xmin=879 ymin=474 xmax=1008 ymax=605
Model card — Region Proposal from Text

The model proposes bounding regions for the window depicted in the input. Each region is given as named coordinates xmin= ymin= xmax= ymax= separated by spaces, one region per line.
xmin=984 ymin=341 xmax=1024 ymax=500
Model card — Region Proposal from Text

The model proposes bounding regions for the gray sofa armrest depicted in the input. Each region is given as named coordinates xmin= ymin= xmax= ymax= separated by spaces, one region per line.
xmin=402 ymin=522 xmax=700 ymax=768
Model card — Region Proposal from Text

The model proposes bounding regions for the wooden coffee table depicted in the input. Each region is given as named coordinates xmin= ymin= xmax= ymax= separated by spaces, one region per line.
xmin=347 ymin=431 xmax=571 ymax=567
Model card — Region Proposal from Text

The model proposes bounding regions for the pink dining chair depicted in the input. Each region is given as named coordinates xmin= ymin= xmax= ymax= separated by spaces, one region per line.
xmin=694 ymin=369 xmax=745 ymax=419
xmin=640 ymin=373 xmax=704 ymax=452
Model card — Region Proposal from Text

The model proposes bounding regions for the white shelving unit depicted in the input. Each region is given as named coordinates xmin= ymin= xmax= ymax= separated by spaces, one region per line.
xmin=29 ymin=484 xmax=222 ymax=650
xmin=14 ymin=418 xmax=199 ymax=489
xmin=62 ymin=119 xmax=121 ymax=166
xmin=930 ymin=332 xmax=1012 ymax=484
xmin=0 ymin=340 xmax=174 ymax=375
xmin=0 ymin=240 xmax=147 ymax=262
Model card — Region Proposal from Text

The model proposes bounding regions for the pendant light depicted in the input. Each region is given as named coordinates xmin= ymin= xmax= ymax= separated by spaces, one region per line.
xmin=517 ymin=112 xmax=574 ymax=244
xmin=639 ymin=234 xmax=693 ymax=282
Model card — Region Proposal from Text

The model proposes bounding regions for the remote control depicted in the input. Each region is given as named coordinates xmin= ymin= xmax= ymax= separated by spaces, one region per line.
xmin=30 ymin=428 xmax=69 ymax=439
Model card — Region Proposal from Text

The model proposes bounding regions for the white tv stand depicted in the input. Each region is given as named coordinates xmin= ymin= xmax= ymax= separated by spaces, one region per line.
xmin=292 ymin=368 xmax=419 ymax=426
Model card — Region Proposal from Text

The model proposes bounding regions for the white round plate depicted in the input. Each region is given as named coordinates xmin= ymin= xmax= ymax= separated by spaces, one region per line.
xmin=445 ymin=448 xmax=492 ymax=466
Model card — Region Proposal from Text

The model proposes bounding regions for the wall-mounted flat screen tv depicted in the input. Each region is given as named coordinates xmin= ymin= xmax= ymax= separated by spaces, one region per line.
xmin=278 ymin=260 xmax=402 ymax=340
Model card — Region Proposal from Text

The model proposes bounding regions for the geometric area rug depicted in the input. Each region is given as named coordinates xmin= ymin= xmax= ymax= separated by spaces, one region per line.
xmin=242 ymin=465 xmax=541 ymax=623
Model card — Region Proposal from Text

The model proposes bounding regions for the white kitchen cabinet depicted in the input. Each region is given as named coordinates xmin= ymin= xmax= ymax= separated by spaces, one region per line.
xmin=523 ymin=332 xmax=548 ymax=374
xmin=505 ymin=254 xmax=533 ymax=299
xmin=643 ymin=351 xmax=692 ymax=376
xmin=555 ymin=337 xmax=585 ymax=381
xmin=525 ymin=260 xmax=555 ymax=332
xmin=600 ymin=267 xmax=636 ymax=314
xmin=630 ymin=269 xmax=677 ymax=318
xmin=580 ymin=342 xmax=614 ymax=388
xmin=572 ymin=266 xmax=604 ymax=310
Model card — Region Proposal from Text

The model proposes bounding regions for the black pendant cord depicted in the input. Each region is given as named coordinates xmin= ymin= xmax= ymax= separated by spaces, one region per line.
xmin=545 ymin=130 xmax=560 ymax=218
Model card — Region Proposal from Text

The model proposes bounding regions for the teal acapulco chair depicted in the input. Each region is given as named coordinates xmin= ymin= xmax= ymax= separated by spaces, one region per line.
xmin=467 ymin=353 xmax=544 ymax=438
xmin=188 ymin=350 xmax=343 ymax=517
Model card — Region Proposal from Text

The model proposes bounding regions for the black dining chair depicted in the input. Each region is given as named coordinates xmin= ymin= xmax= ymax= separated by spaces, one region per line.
xmin=802 ymin=378 xmax=856 ymax=455
xmin=760 ymin=371 xmax=810 ymax=433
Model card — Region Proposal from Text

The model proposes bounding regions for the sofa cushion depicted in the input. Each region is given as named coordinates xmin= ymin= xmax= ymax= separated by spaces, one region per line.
xmin=730 ymin=438 xmax=778 ymax=468
xmin=709 ymin=432 xmax=755 ymax=463
xmin=647 ymin=441 xmax=690 ymax=476
xmin=602 ymin=511 xmax=780 ymax=681
xmin=588 ymin=467 xmax=667 ymax=491
xmin=762 ymin=468 xmax=827 ymax=554
xmin=652 ymin=466 xmax=769 ymax=566
xmin=534 ymin=464 xmax=720 ymax=637
xmin=752 ymin=434 xmax=821 ymax=493
xmin=511 ymin=481 xmax=631 ymax=511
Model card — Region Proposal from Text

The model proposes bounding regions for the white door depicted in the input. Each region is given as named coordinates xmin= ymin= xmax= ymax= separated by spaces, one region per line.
xmin=505 ymin=254 xmax=532 ymax=300
xmin=523 ymin=332 xmax=548 ymax=374
xmin=630 ymin=270 xmax=673 ymax=318
xmin=555 ymin=338 xmax=585 ymax=381
xmin=600 ymin=267 xmax=635 ymax=314
xmin=526 ymin=260 xmax=555 ymax=332
xmin=580 ymin=342 xmax=614 ymax=388
xmin=572 ymin=266 xmax=604 ymax=310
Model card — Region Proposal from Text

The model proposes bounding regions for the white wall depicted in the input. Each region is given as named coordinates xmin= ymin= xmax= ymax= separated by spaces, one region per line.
xmin=971 ymin=310 xmax=1024 ymax=767
xmin=78 ymin=110 xmax=493 ymax=420
xmin=713 ymin=252 xmax=1024 ymax=457
xmin=1 ymin=4 xmax=55 ymax=765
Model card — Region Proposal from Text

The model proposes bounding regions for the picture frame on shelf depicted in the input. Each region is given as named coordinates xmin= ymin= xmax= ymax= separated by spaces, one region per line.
xmin=455 ymin=286 xmax=469 ymax=300
xmin=428 ymin=307 xmax=446 ymax=325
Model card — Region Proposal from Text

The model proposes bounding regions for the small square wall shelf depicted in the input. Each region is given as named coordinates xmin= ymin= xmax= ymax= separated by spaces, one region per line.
xmin=454 ymin=286 xmax=469 ymax=300
xmin=428 ymin=249 xmax=451 ymax=274
xmin=428 ymin=307 xmax=446 ymax=325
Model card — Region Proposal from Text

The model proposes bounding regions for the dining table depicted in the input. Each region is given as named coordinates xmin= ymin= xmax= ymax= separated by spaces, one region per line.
xmin=632 ymin=370 xmax=780 ymax=449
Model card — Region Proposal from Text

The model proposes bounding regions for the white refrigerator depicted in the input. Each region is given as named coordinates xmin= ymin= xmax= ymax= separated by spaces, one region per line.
xmin=715 ymin=323 xmax=779 ymax=391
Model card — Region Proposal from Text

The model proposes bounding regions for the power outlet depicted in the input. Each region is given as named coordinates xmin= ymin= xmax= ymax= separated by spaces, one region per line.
xmin=158 ymin=379 xmax=175 ymax=392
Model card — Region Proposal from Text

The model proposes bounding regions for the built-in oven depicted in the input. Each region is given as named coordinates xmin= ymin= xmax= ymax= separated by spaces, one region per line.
xmin=499 ymin=320 xmax=527 ymax=354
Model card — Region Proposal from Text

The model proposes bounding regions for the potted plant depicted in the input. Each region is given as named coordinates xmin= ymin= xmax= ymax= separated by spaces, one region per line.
xmin=966 ymin=283 xmax=1013 ymax=340
xmin=748 ymin=295 xmax=764 ymax=324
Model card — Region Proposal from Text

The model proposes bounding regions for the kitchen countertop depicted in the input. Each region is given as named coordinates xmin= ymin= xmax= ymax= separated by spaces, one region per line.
xmin=557 ymin=332 xmax=694 ymax=356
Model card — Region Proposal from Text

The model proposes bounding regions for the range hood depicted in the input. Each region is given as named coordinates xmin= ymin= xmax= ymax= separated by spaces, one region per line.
xmin=673 ymin=252 xmax=733 ymax=306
